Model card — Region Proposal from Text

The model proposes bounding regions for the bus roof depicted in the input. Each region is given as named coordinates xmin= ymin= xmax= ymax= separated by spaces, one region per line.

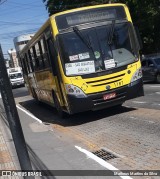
xmin=50 ymin=3 xmax=126 ymax=18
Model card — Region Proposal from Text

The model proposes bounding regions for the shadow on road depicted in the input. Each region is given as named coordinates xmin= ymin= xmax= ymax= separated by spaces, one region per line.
xmin=13 ymin=87 xmax=29 ymax=98
xmin=20 ymin=99 xmax=137 ymax=127
xmin=143 ymin=81 xmax=158 ymax=84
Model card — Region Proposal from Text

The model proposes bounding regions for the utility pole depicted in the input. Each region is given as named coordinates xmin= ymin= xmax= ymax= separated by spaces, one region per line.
xmin=0 ymin=44 xmax=34 ymax=179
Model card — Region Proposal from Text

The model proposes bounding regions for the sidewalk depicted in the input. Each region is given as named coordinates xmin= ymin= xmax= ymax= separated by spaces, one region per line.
xmin=0 ymin=108 xmax=20 ymax=178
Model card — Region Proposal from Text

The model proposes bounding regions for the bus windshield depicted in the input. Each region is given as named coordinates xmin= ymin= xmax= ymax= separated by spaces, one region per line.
xmin=58 ymin=21 xmax=139 ymax=76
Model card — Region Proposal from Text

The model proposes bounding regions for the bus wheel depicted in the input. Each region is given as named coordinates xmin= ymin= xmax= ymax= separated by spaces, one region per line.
xmin=53 ymin=92 xmax=65 ymax=118
xmin=156 ymin=73 xmax=160 ymax=83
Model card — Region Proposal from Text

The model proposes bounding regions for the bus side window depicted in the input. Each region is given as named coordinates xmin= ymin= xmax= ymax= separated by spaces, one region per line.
xmin=22 ymin=57 xmax=28 ymax=75
xmin=35 ymin=43 xmax=43 ymax=70
xmin=38 ymin=41 xmax=45 ymax=70
xmin=32 ymin=46 xmax=39 ymax=71
xmin=28 ymin=50 xmax=34 ymax=72
xmin=24 ymin=53 xmax=31 ymax=73
xmin=30 ymin=48 xmax=36 ymax=71
xmin=40 ymin=38 xmax=50 ymax=69
xmin=20 ymin=57 xmax=25 ymax=74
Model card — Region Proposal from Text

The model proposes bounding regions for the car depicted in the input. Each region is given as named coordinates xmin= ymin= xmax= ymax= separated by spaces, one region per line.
xmin=141 ymin=55 xmax=160 ymax=83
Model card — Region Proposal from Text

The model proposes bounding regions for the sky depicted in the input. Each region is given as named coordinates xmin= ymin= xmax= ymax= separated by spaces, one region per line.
xmin=0 ymin=0 xmax=49 ymax=59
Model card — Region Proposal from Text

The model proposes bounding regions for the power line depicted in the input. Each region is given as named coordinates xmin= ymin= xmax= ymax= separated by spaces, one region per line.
xmin=0 ymin=28 xmax=38 ymax=37
xmin=0 ymin=0 xmax=7 ymax=5
xmin=7 ymin=0 xmax=41 ymax=6
xmin=6 ymin=2 xmax=43 ymax=8
xmin=0 ymin=21 xmax=42 ymax=25
xmin=0 ymin=6 xmax=44 ymax=16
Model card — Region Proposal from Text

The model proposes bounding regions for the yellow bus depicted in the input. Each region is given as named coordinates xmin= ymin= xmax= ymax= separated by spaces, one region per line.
xmin=19 ymin=3 xmax=144 ymax=117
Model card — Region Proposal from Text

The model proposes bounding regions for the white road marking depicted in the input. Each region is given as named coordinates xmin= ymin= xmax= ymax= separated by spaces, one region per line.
xmin=0 ymin=93 xmax=1 ymax=98
xmin=149 ymin=86 xmax=160 ymax=88
xmin=132 ymin=101 xmax=147 ymax=104
xmin=130 ymin=116 xmax=137 ymax=119
xmin=16 ymin=104 xmax=42 ymax=123
xmin=130 ymin=117 xmax=155 ymax=124
xmin=75 ymin=145 xmax=132 ymax=179
xmin=155 ymin=92 xmax=160 ymax=94
xmin=152 ymin=103 xmax=160 ymax=106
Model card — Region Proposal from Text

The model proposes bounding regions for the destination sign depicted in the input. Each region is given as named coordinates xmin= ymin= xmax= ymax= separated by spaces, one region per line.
xmin=66 ymin=9 xmax=116 ymax=26
xmin=56 ymin=6 xmax=126 ymax=31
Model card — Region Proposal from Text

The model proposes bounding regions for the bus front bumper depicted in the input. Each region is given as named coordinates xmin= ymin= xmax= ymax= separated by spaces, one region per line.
xmin=67 ymin=79 xmax=144 ymax=114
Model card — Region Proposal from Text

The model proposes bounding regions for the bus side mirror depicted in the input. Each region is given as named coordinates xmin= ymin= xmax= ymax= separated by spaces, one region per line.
xmin=134 ymin=26 xmax=143 ymax=50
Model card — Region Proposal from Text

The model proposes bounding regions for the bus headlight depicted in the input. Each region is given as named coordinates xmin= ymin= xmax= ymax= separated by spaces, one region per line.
xmin=65 ymin=84 xmax=86 ymax=97
xmin=130 ymin=68 xmax=142 ymax=83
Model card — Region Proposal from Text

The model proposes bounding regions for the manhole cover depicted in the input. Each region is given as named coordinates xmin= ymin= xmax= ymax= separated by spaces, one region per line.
xmin=92 ymin=149 xmax=118 ymax=161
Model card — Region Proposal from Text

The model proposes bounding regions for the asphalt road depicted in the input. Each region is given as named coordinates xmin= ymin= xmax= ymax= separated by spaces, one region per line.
xmin=125 ymin=83 xmax=160 ymax=110
xmin=10 ymin=83 xmax=160 ymax=178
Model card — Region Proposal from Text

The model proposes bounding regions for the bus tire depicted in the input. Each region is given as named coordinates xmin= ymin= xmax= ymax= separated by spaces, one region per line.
xmin=52 ymin=92 xmax=65 ymax=118
xmin=156 ymin=73 xmax=160 ymax=83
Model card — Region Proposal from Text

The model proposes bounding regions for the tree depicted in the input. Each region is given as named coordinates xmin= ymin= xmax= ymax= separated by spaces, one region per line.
xmin=115 ymin=0 xmax=160 ymax=54
xmin=43 ymin=0 xmax=110 ymax=15
xmin=43 ymin=0 xmax=160 ymax=54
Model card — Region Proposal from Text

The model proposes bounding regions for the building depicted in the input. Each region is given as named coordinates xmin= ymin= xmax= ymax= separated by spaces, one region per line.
xmin=13 ymin=34 xmax=34 ymax=53
xmin=7 ymin=49 xmax=19 ymax=68
xmin=13 ymin=34 xmax=34 ymax=67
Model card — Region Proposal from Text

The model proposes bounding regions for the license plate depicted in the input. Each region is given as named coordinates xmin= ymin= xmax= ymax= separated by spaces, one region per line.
xmin=103 ymin=93 xmax=116 ymax=100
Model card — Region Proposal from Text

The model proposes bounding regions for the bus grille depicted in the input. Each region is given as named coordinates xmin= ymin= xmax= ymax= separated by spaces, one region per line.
xmin=85 ymin=73 xmax=125 ymax=87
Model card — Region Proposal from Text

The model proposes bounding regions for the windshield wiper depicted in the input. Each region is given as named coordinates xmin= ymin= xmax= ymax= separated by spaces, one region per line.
xmin=73 ymin=26 xmax=103 ymax=71
xmin=108 ymin=20 xmax=115 ymax=45
xmin=73 ymin=26 xmax=92 ymax=49
xmin=73 ymin=26 xmax=96 ymax=60
xmin=107 ymin=20 xmax=116 ymax=60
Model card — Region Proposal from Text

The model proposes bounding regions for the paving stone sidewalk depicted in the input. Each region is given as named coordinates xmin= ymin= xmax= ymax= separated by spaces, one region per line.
xmin=0 ymin=113 xmax=20 ymax=178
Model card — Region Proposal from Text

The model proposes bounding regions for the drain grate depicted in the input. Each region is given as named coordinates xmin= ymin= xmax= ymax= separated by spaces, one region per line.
xmin=92 ymin=149 xmax=118 ymax=161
